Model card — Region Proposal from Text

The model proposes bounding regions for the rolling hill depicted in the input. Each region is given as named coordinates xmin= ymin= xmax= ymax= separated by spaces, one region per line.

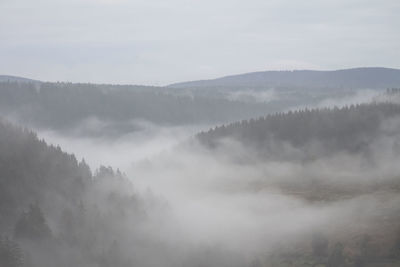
xmin=169 ymin=67 xmax=400 ymax=89
xmin=0 ymin=75 xmax=39 ymax=84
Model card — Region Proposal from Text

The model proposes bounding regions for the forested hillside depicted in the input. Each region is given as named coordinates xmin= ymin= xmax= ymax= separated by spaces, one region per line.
xmin=198 ymin=102 xmax=400 ymax=159
xmin=0 ymin=81 xmax=275 ymax=134
xmin=0 ymin=119 xmax=165 ymax=267
xmin=0 ymin=119 xmax=91 ymax=230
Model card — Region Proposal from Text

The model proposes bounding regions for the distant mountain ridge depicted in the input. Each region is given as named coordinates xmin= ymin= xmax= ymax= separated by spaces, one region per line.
xmin=0 ymin=75 xmax=40 ymax=83
xmin=169 ymin=67 xmax=400 ymax=89
xmin=3 ymin=67 xmax=400 ymax=89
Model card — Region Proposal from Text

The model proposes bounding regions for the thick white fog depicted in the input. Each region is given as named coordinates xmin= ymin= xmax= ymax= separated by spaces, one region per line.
xmin=227 ymin=89 xmax=277 ymax=103
xmin=37 ymin=119 xmax=209 ymax=170
xmin=314 ymin=89 xmax=381 ymax=108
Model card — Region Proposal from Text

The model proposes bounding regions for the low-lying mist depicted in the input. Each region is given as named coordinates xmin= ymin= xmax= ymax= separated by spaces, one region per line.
xmin=36 ymin=119 xmax=209 ymax=170
xmin=28 ymin=109 xmax=400 ymax=266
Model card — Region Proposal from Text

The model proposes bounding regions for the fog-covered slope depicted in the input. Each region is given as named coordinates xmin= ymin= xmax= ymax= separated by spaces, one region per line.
xmin=170 ymin=67 xmax=400 ymax=89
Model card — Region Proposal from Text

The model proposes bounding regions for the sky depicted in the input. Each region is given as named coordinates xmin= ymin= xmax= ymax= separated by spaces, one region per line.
xmin=0 ymin=0 xmax=399 ymax=85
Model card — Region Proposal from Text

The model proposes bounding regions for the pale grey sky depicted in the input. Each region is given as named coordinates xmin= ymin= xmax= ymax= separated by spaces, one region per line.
xmin=0 ymin=0 xmax=399 ymax=85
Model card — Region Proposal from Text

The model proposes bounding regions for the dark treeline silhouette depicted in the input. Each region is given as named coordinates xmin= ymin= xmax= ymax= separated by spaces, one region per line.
xmin=198 ymin=103 xmax=400 ymax=159
xmin=0 ymin=81 xmax=275 ymax=134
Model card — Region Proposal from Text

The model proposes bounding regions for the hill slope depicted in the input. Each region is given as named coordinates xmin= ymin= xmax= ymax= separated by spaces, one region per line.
xmin=170 ymin=67 xmax=400 ymax=89
xmin=198 ymin=102 xmax=400 ymax=159
xmin=0 ymin=81 xmax=277 ymax=135
xmin=0 ymin=75 xmax=39 ymax=83
xmin=0 ymin=119 xmax=165 ymax=267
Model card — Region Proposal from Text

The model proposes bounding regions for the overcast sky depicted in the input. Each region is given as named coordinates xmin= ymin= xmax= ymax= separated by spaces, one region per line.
xmin=0 ymin=0 xmax=399 ymax=85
